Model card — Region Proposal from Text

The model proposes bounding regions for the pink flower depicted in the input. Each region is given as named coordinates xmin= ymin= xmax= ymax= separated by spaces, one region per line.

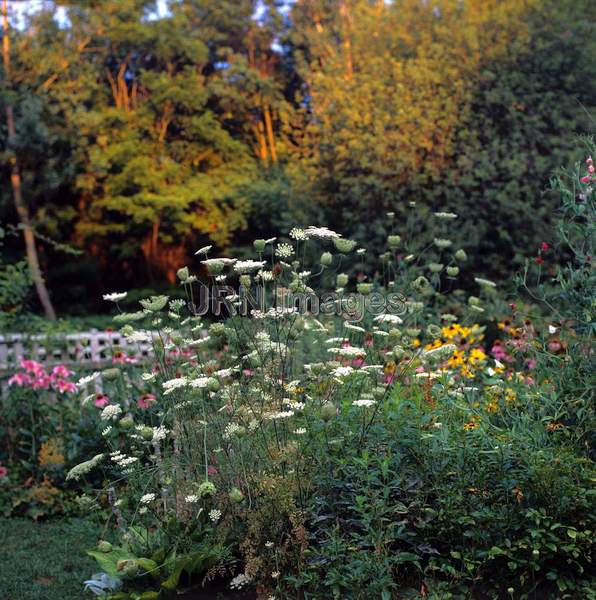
xmin=540 ymin=242 xmax=550 ymax=252
xmin=19 ymin=359 xmax=44 ymax=374
xmin=56 ymin=379 xmax=77 ymax=394
xmin=242 ymin=369 xmax=254 ymax=377
xmin=94 ymin=394 xmax=109 ymax=408
xmin=52 ymin=364 xmax=73 ymax=378
xmin=137 ymin=393 xmax=156 ymax=409
xmin=351 ymin=357 xmax=365 ymax=368
xmin=0 ymin=466 xmax=8 ymax=478
xmin=581 ymin=175 xmax=591 ymax=183
xmin=526 ymin=359 xmax=537 ymax=370
xmin=32 ymin=375 xmax=52 ymax=390
xmin=384 ymin=373 xmax=395 ymax=385
xmin=207 ymin=465 xmax=218 ymax=476
xmin=7 ymin=372 xmax=32 ymax=387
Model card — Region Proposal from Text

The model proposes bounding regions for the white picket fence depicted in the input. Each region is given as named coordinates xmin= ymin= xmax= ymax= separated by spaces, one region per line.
xmin=0 ymin=329 xmax=157 ymax=375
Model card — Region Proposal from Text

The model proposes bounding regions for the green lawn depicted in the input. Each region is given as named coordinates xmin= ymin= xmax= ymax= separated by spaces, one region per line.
xmin=0 ymin=517 xmax=102 ymax=600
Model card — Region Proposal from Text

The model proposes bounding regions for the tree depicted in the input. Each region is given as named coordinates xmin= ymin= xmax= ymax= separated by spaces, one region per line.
xmin=1 ymin=0 xmax=56 ymax=319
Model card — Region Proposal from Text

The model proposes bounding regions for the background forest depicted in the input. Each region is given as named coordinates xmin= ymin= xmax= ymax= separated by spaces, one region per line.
xmin=1 ymin=0 xmax=595 ymax=320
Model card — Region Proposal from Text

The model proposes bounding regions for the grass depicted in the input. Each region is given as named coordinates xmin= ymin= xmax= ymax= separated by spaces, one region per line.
xmin=0 ymin=517 xmax=103 ymax=600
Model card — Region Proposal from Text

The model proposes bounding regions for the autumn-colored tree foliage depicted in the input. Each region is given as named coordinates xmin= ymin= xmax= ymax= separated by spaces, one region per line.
xmin=0 ymin=0 xmax=594 ymax=314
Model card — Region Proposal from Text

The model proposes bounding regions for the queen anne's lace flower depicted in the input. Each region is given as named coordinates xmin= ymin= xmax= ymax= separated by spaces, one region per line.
xmin=209 ymin=509 xmax=222 ymax=522
xmin=353 ymin=398 xmax=376 ymax=407
xmin=103 ymin=292 xmax=127 ymax=302
xmin=305 ymin=226 xmax=341 ymax=239
xmin=100 ymin=404 xmax=122 ymax=420
xmin=66 ymin=453 xmax=104 ymax=481
xmin=275 ymin=243 xmax=294 ymax=258
xmin=289 ymin=228 xmax=307 ymax=240
xmin=234 ymin=260 xmax=266 ymax=274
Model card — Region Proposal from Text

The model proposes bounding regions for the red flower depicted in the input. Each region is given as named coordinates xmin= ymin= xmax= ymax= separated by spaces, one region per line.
xmin=535 ymin=256 xmax=544 ymax=265
xmin=540 ymin=242 xmax=550 ymax=252
xmin=0 ymin=466 xmax=8 ymax=478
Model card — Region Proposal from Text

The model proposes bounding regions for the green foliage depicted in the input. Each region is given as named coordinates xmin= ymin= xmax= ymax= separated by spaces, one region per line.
xmin=2 ymin=0 xmax=594 ymax=312
xmin=0 ymin=226 xmax=32 ymax=327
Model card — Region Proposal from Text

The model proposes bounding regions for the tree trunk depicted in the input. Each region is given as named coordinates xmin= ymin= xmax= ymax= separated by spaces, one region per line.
xmin=2 ymin=0 xmax=56 ymax=320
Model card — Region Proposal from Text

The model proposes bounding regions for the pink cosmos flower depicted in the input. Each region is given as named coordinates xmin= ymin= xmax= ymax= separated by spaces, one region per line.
xmin=137 ymin=393 xmax=156 ymax=409
xmin=94 ymin=394 xmax=109 ymax=408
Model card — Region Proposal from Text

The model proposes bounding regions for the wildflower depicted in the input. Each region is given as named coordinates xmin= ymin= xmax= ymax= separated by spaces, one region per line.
xmin=334 ymin=238 xmax=357 ymax=253
xmin=353 ymin=398 xmax=376 ymax=407
xmin=139 ymin=295 xmax=168 ymax=311
xmin=454 ymin=249 xmax=467 ymax=261
xmin=209 ymin=509 xmax=222 ymax=522
xmin=265 ymin=541 xmax=275 ymax=548
xmin=137 ymin=393 xmax=156 ymax=409
xmin=140 ymin=493 xmax=156 ymax=505
xmin=229 ymin=574 xmax=251 ymax=590
xmin=336 ymin=273 xmax=349 ymax=287
xmin=272 ymin=572 xmax=280 ymax=579
xmin=103 ymin=292 xmax=127 ymax=302
xmin=194 ymin=245 xmax=212 ymax=255
xmin=387 ymin=235 xmax=401 ymax=248
xmin=52 ymin=364 xmax=72 ymax=378
xmin=162 ymin=377 xmax=188 ymax=394
xmin=289 ymin=227 xmax=307 ymax=240
xmin=320 ymin=251 xmax=333 ymax=266
xmin=185 ymin=494 xmax=199 ymax=503
xmin=55 ymin=379 xmax=77 ymax=394
xmin=446 ymin=266 xmax=459 ymax=277
xmin=434 ymin=238 xmax=452 ymax=249
xmin=305 ymin=226 xmax=341 ymax=239
xmin=77 ymin=372 xmax=100 ymax=387
xmin=152 ymin=426 xmax=168 ymax=443
xmin=0 ymin=466 xmax=8 ymax=478
xmin=356 ymin=282 xmax=373 ymax=294
xmin=434 ymin=212 xmax=458 ymax=219
xmin=374 ymin=313 xmax=403 ymax=324
xmin=94 ymin=394 xmax=109 ymax=408
xmin=7 ymin=372 xmax=31 ymax=387
xmin=198 ymin=480 xmax=216 ymax=497
xmin=294 ymin=427 xmax=307 ymax=434
xmin=428 ymin=262 xmax=443 ymax=273
xmin=100 ymin=404 xmax=122 ymax=420
xmin=101 ymin=426 xmax=112 ymax=436
xmin=275 ymin=243 xmax=294 ymax=258
xmin=66 ymin=453 xmax=104 ymax=481
xmin=474 ymin=277 xmax=497 ymax=289
xmin=234 ymin=259 xmax=266 ymax=274
xmin=257 ymin=269 xmax=274 ymax=281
